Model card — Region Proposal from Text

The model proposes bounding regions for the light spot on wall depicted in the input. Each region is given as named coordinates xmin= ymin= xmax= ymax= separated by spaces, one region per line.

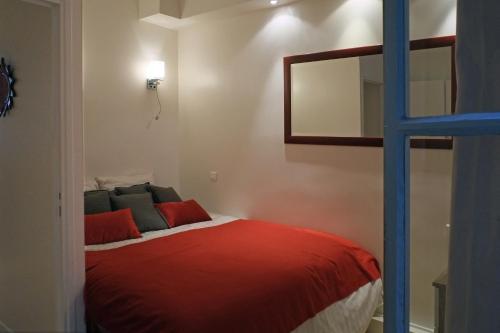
xmin=334 ymin=0 xmax=383 ymax=48
xmin=257 ymin=6 xmax=303 ymax=45
xmin=439 ymin=2 xmax=457 ymax=36
xmin=410 ymin=0 xmax=456 ymax=39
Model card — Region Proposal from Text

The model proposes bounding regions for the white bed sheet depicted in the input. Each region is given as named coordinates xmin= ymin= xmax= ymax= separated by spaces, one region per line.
xmin=85 ymin=214 xmax=382 ymax=333
xmin=85 ymin=213 xmax=237 ymax=252
xmin=294 ymin=279 xmax=382 ymax=333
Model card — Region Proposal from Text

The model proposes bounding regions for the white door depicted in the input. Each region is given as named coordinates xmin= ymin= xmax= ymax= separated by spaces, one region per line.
xmin=0 ymin=0 xmax=63 ymax=331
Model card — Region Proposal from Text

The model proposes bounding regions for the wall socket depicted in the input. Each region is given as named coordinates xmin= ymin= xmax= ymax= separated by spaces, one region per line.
xmin=209 ymin=171 xmax=218 ymax=182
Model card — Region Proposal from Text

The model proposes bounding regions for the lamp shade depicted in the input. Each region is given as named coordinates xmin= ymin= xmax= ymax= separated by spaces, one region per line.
xmin=146 ymin=61 xmax=165 ymax=80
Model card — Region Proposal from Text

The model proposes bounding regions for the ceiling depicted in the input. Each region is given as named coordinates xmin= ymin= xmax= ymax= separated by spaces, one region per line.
xmin=139 ymin=0 xmax=303 ymax=30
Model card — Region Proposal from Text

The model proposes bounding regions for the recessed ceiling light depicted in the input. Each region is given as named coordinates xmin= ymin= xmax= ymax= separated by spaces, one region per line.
xmin=270 ymin=0 xmax=278 ymax=5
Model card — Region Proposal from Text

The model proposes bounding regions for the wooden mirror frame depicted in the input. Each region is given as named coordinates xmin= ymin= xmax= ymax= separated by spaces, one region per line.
xmin=284 ymin=36 xmax=456 ymax=149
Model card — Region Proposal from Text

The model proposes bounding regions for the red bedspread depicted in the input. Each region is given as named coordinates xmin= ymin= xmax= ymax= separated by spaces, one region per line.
xmin=85 ymin=220 xmax=380 ymax=333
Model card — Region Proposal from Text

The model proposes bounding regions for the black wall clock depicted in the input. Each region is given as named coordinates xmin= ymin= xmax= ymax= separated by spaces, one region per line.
xmin=0 ymin=58 xmax=16 ymax=117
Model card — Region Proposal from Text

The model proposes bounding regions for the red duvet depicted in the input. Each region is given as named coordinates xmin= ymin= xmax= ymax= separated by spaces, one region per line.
xmin=85 ymin=220 xmax=380 ymax=333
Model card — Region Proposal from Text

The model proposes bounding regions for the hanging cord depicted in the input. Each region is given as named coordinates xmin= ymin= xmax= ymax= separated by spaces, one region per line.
xmin=154 ymin=87 xmax=162 ymax=120
xmin=147 ymin=86 xmax=163 ymax=128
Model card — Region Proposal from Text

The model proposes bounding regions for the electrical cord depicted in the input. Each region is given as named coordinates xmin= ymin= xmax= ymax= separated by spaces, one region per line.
xmin=147 ymin=86 xmax=163 ymax=128
xmin=154 ymin=87 xmax=162 ymax=120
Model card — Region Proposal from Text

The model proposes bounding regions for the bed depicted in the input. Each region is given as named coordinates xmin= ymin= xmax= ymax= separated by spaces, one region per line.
xmin=85 ymin=214 xmax=382 ymax=333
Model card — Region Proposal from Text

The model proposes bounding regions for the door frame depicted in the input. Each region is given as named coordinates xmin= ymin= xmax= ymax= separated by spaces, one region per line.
xmin=57 ymin=0 xmax=85 ymax=331
xmin=30 ymin=0 xmax=85 ymax=331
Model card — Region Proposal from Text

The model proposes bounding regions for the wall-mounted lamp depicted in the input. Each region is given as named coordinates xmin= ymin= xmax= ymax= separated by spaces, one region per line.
xmin=146 ymin=60 xmax=165 ymax=90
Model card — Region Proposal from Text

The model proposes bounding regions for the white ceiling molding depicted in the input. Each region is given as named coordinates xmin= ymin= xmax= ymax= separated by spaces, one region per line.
xmin=139 ymin=0 xmax=302 ymax=30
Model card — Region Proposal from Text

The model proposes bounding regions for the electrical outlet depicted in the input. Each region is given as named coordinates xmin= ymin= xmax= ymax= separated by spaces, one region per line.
xmin=210 ymin=171 xmax=218 ymax=182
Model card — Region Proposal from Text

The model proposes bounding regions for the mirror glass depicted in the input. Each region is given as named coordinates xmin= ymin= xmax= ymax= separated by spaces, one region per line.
xmin=290 ymin=46 xmax=453 ymax=138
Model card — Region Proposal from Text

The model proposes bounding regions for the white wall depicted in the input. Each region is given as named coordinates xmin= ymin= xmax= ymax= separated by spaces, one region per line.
xmin=178 ymin=0 xmax=456 ymax=329
xmin=84 ymin=0 xmax=179 ymax=188
xmin=0 ymin=1 xmax=62 ymax=331
xmin=179 ymin=0 xmax=386 ymax=263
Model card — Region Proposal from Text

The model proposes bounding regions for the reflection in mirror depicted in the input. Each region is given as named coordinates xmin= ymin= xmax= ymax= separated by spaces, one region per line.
xmin=291 ymin=57 xmax=367 ymax=137
xmin=285 ymin=37 xmax=455 ymax=148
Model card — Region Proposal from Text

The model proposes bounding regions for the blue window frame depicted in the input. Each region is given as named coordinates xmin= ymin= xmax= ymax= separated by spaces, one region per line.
xmin=383 ymin=1 xmax=500 ymax=332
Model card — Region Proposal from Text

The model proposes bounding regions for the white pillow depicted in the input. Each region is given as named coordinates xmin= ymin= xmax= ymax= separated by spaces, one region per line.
xmin=95 ymin=173 xmax=155 ymax=191
xmin=84 ymin=179 xmax=99 ymax=192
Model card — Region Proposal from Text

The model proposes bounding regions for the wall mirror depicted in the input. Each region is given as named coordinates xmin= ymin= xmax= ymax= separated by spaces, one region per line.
xmin=284 ymin=36 xmax=455 ymax=148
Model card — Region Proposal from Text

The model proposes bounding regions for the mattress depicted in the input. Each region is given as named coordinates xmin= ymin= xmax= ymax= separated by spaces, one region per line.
xmin=86 ymin=214 xmax=382 ymax=333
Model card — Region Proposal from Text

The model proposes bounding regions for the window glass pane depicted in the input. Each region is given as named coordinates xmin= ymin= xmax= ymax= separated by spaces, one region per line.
xmin=409 ymin=46 xmax=454 ymax=118
xmin=409 ymin=142 xmax=453 ymax=332
xmin=409 ymin=0 xmax=456 ymax=46
xmin=409 ymin=0 xmax=457 ymax=119
xmin=407 ymin=135 xmax=500 ymax=333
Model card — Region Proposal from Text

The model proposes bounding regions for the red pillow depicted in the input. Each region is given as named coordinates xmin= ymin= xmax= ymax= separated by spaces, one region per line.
xmin=85 ymin=209 xmax=141 ymax=245
xmin=157 ymin=200 xmax=212 ymax=228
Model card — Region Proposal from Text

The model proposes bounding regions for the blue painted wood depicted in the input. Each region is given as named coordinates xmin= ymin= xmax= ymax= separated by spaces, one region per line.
xmin=383 ymin=0 xmax=410 ymax=332
xmin=383 ymin=1 xmax=500 ymax=333
xmin=399 ymin=112 xmax=500 ymax=136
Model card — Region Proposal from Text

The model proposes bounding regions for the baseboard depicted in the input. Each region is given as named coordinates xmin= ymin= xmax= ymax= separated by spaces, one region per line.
xmin=367 ymin=316 xmax=433 ymax=333
xmin=0 ymin=320 xmax=12 ymax=333
xmin=409 ymin=322 xmax=434 ymax=333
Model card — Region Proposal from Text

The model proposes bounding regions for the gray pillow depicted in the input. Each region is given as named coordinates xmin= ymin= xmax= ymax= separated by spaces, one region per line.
xmin=110 ymin=192 xmax=167 ymax=232
xmin=149 ymin=185 xmax=182 ymax=204
xmin=84 ymin=191 xmax=112 ymax=215
xmin=114 ymin=183 xmax=149 ymax=195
